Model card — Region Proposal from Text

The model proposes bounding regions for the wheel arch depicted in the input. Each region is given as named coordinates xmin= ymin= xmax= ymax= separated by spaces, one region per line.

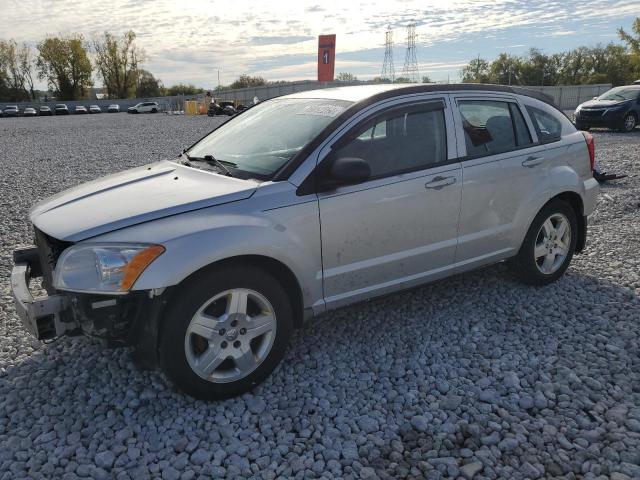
xmin=161 ymin=254 xmax=305 ymax=329
xmin=546 ymin=191 xmax=586 ymax=253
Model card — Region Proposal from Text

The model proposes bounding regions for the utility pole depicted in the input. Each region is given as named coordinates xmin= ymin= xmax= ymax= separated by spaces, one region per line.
xmin=402 ymin=22 xmax=419 ymax=83
xmin=381 ymin=25 xmax=395 ymax=82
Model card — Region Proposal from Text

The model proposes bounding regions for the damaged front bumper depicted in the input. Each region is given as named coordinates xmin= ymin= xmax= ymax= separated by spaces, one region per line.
xmin=11 ymin=247 xmax=75 ymax=339
xmin=10 ymin=246 xmax=168 ymax=366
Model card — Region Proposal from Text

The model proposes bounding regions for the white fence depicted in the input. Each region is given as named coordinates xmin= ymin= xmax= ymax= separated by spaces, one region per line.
xmin=3 ymin=81 xmax=612 ymax=112
xmin=525 ymin=84 xmax=611 ymax=110
xmin=213 ymin=81 xmax=613 ymax=110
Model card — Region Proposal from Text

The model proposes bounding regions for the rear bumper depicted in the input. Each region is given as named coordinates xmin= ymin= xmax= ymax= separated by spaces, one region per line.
xmin=583 ymin=176 xmax=600 ymax=217
xmin=10 ymin=247 xmax=73 ymax=340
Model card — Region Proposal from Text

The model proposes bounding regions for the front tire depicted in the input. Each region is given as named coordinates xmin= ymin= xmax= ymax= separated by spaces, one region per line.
xmin=621 ymin=113 xmax=637 ymax=133
xmin=159 ymin=265 xmax=293 ymax=400
xmin=510 ymin=200 xmax=577 ymax=286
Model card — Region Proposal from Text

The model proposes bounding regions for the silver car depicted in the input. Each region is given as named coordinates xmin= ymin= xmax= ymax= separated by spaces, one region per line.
xmin=11 ymin=84 xmax=599 ymax=399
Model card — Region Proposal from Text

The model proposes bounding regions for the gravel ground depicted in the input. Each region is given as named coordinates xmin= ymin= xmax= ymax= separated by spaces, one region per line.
xmin=0 ymin=114 xmax=639 ymax=480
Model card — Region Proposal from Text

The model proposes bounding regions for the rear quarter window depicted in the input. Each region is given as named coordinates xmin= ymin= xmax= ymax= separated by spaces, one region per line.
xmin=526 ymin=105 xmax=563 ymax=143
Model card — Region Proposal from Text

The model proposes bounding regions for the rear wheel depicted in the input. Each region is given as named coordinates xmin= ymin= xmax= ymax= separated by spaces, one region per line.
xmin=159 ymin=265 xmax=293 ymax=400
xmin=510 ymin=200 xmax=577 ymax=286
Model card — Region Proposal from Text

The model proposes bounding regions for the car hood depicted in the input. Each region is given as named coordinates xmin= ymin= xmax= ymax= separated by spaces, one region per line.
xmin=579 ymin=99 xmax=631 ymax=109
xmin=30 ymin=160 xmax=258 ymax=242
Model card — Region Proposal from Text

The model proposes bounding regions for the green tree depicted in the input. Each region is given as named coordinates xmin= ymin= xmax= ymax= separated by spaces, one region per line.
xmin=94 ymin=31 xmax=144 ymax=99
xmin=618 ymin=18 xmax=640 ymax=80
xmin=421 ymin=75 xmax=432 ymax=83
xmin=136 ymin=69 xmax=161 ymax=97
xmin=461 ymin=57 xmax=490 ymax=83
xmin=336 ymin=72 xmax=358 ymax=82
xmin=488 ymin=53 xmax=521 ymax=85
xmin=36 ymin=35 xmax=92 ymax=100
xmin=163 ymin=83 xmax=204 ymax=96
xmin=0 ymin=40 xmax=35 ymax=101
xmin=229 ymin=74 xmax=266 ymax=89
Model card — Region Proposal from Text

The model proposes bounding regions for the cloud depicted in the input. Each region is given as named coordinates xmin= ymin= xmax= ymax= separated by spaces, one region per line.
xmin=2 ymin=0 xmax=637 ymax=87
xmin=248 ymin=35 xmax=315 ymax=46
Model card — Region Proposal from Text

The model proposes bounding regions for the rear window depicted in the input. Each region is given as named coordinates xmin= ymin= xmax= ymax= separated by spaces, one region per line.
xmin=526 ymin=106 xmax=562 ymax=143
xmin=458 ymin=100 xmax=533 ymax=157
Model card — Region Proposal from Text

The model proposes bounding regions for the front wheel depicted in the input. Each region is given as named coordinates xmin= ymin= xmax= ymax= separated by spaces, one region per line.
xmin=621 ymin=113 xmax=637 ymax=133
xmin=510 ymin=200 xmax=577 ymax=286
xmin=159 ymin=265 xmax=293 ymax=400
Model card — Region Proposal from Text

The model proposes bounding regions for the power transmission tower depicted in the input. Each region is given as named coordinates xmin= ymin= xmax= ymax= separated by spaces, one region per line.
xmin=381 ymin=25 xmax=395 ymax=82
xmin=402 ymin=22 xmax=419 ymax=82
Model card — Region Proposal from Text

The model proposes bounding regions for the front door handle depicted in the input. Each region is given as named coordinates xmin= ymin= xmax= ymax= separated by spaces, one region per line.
xmin=522 ymin=156 xmax=544 ymax=168
xmin=425 ymin=176 xmax=456 ymax=190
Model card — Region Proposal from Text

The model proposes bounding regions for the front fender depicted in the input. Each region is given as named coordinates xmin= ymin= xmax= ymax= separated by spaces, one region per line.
xmin=91 ymin=197 xmax=323 ymax=309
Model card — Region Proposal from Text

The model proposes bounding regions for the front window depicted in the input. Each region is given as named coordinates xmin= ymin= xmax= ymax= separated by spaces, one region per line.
xmin=186 ymin=98 xmax=352 ymax=178
xmin=597 ymin=87 xmax=639 ymax=101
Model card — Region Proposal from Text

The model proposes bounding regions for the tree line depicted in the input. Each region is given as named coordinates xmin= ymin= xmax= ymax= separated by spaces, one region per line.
xmin=0 ymin=31 xmax=203 ymax=102
xmin=461 ymin=18 xmax=640 ymax=86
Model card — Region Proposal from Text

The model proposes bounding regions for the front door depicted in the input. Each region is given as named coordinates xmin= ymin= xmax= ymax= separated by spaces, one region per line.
xmin=316 ymin=98 xmax=462 ymax=309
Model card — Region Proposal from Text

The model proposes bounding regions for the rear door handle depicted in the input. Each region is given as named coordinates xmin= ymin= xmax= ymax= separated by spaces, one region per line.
xmin=425 ymin=176 xmax=456 ymax=190
xmin=522 ymin=156 xmax=544 ymax=168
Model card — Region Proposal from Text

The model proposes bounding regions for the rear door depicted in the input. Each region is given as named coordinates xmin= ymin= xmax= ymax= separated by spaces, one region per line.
xmin=316 ymin=96 xmax=462 ymax=309
xmin=451 ymin=94 xmax=550 ymax=266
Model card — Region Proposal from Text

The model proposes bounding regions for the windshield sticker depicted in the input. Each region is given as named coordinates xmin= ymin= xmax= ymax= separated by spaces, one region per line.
xmin=297 ymin=104 xmax=346 ymax=117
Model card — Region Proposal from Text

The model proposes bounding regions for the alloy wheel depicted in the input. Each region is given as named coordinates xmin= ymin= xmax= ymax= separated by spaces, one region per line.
xmin=184 ymin=288 xmax=277 ymax=383
xmin=534 ymin=213 xmax=571 ymax=275
xmin=624 ymin=114 xmax=636 ymax=132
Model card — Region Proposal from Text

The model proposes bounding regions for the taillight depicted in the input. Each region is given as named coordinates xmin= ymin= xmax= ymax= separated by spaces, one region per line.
xmin=582 ymin=131 xmax=595 ymax=172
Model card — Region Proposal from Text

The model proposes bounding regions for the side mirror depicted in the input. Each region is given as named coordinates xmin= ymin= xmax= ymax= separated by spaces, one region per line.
xmin=322 ymin=157 xmax=371 ymax=190
xmin=592 ymin=96 xmax=598 ymax=100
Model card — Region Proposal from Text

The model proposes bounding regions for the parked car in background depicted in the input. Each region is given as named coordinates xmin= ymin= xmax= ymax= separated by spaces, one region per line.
xmin=89 ymin=105 xmax=102 ymax=114
xmin=39 ymin=106 xmax=53 ymax=116
xmin=23 ymin=107 xmax=37 ymax=117
xmin=107 ymin=104 xmax=120 ymax=113
xmin=128 ymin=102 xmax=159 ymax=114
xmin=3 ymin=105 xmax=19 ymax=117
xmin=11 ymin=84 xmax=599 ymax=399
xmin=75 ymin=105 xmax=88 ymax=114
xmin=55 ymin=104 xmax=69 ymax=115
xmin=574 ymin=84 xmax=640 ymax=132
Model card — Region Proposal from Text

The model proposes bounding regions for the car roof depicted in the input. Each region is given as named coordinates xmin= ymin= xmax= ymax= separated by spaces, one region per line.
xmin=284 ymin=83 xmax=555 ymax=106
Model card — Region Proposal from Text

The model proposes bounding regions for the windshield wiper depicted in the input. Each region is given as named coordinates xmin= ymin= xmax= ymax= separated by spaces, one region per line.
xmin=184 ymin=153 xmax=237 ymax=177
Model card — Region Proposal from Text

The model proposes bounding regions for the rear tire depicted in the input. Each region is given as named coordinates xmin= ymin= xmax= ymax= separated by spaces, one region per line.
xmin=159 ymin=265 xmax=293 ymax=400
xmin=510 ymin=200 xmax=577 ymax=286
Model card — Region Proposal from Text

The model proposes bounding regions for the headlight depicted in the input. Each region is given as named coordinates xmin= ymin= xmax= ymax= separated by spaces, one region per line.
xmin=53 ymin=243 xmax=165 ymax=293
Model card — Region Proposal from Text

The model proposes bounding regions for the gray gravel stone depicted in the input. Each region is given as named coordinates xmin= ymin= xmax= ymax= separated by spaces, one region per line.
xmin=0 ymin=120 xmax=638 ymax=480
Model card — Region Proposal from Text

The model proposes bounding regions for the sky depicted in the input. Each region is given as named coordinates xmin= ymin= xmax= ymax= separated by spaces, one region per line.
xmin=3 ymin=0 xmax=639 ymax=90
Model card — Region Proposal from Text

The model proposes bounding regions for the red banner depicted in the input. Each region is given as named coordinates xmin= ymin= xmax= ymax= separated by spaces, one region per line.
xmin=317 ymin=34 xmax=336 ymax=82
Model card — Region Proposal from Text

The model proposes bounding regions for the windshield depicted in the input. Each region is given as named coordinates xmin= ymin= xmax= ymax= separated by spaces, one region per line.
xmin=598 ymin=87 xmax=640 ymax=101
xmin=186 ymin=98 xmax=352 ymax=178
